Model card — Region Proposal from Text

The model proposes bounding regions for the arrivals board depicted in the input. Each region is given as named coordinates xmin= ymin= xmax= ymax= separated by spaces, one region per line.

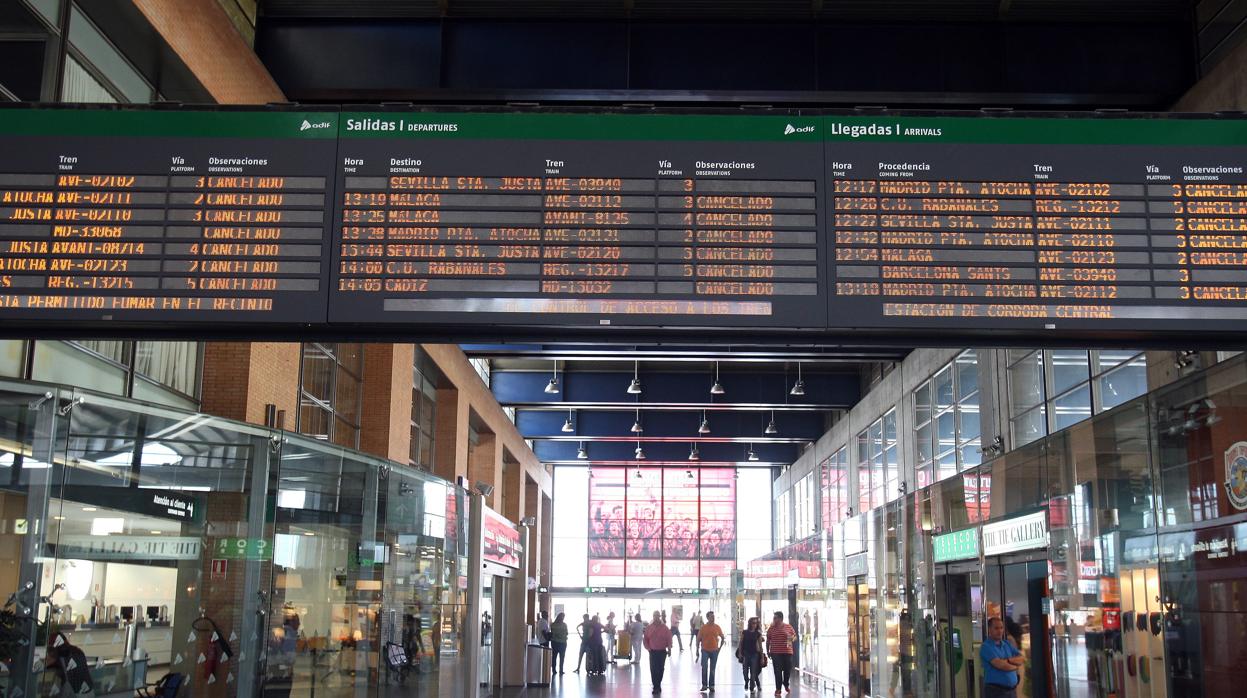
xmin=0 ymin=109 xmax=337 ymax=324
xmin=1 ymin=106 xmax=1247 ymax=339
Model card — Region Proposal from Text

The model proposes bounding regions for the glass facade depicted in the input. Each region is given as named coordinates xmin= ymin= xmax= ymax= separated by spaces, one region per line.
xmin=8 ymin=340 xmax=202 ymax=409
xmin=749 ymin=352 xmax=1247 ymax=698
xmin=915 ymin=350 xmax=982 ymax=489
xmin=298 ymin=343 xmax=364 ymax=449
xmin=0 ymin=377 xmax=471 ymax=697
xmin=1008 ymin=349 xmax=1147 ymax=447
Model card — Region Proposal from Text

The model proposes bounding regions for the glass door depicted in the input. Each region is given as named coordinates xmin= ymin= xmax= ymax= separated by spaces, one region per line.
xmin=848 ymin=577 xmax=872 ymax=698
xmin=985 ymin=558 xmax=1053 ymax=698
xmin=937 ymin=565 xmax=982 ymax=698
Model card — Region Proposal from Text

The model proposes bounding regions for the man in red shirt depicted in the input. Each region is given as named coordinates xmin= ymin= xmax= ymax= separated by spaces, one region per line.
xmin=766 ymin=611 xmax=797 ymax=695
xmin=643 ymin=610 xmax=674 ymax=693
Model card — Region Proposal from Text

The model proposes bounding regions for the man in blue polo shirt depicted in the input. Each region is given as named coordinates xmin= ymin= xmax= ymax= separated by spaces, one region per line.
xmin=980 ymin=616 xmax=1024 ymax=698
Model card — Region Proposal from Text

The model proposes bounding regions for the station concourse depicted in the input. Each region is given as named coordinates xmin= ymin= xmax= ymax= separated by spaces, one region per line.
xmin=2 ymin=1 xmax=1247 ymax=698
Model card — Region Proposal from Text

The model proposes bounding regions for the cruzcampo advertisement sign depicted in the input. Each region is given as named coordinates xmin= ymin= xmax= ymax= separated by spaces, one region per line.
xmin=933 ymin=527 xmax=980 ymax=563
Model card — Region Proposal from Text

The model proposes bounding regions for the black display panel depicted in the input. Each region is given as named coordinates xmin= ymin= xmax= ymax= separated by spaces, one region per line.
xmin=823 ymin=115 xmax=1247 ymax=334
xmin=1 ymin=107 xmax=1246 ymax=341
xmin=327 ymin=112 xmax=826 ymax=328
xmin=0 ymin=109 xmax=337 ymax=324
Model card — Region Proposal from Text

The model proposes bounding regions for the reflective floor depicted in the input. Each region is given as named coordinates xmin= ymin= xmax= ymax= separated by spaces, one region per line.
xmin=490 ymin=645 xmax=825 ymax=698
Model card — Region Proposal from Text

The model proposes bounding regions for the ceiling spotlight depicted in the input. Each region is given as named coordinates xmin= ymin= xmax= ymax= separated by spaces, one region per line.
xmin=544 ymin=360 xmax=560 ymax=394
xmin=698 ymin=411 xmax=711 ymax=435
xmin=577 ymin=442 xmax=588 ymax=460
xmin=631 ymin=408 xmax=644 ymax=434
xmin=790 ymin=361 xmax=805 ymax=396
xmin=765 ymin=409 xmax=778 ymax=435
xmin=562 ymin=409 xmax=575 ymax=433
xmin=747 ymin=445 xmax=759 ymax=462
xmin=634 ymin=442 xmax=646 ymax=460
xmin=710 ymin=361 xmax=725 ymax=395
xmin=688 ymin=444 xmax=700 ymax=461
xmin=627 ymin=360 xmax=642 ymax=394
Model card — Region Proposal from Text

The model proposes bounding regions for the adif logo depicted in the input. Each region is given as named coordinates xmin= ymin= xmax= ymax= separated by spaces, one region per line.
xmin=300 ymin=119 xmax=332 ymax=132
xmin=784 ymin=123 xmax=815 ymax=135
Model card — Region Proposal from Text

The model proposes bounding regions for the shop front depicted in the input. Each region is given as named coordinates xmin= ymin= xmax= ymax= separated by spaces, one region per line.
xmin=0 ymin=378 xmax=486 ymax=697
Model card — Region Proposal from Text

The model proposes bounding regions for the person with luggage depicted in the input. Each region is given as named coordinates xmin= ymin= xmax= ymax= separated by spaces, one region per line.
xmin=573 ymin=613 xmax=592 ymax=673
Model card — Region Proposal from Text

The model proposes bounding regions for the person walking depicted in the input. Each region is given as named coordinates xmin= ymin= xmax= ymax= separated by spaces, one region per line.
xmin=739 ymin=616 xmax=764 ymax=693
xmin=697 ymin=611 xmax=726 ymax=692
xmin=689 ymin=612 xmax=702 ymax=662
xmin=980 ymin=617 xmax=1024 ymax=698
xmin=643 ymin=610 xmax=674 ymax=694
xmin=766 ymin=611 xmax=797 ymax=695
xmin=671 ymin=608 xmax=684 ymax=652
xmin=606 ymin=612 xmax=618 ymax=660
xmin=573 ymin=613 xmax=591 ymax=673
xmin=550 ymin=612 xmax=570 ymax=675
xmin=629 ymin=613 xmax=646 ymax=664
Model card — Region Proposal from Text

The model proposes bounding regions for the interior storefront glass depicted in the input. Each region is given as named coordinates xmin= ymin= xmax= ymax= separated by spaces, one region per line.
xmin=0 ymin=379 xmax=472 ymax=698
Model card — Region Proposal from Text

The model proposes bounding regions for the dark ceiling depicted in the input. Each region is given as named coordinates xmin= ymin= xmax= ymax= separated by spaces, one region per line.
xmin=255 ymin=0 xmax=1204 ymax=109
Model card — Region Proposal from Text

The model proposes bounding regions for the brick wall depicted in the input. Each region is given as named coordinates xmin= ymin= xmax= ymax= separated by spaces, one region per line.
xmin=359 ymin=344 xmax=415 ymax=462
xmin=201 ymin=343 xmax=299 ymax=427
xmin=130 ymin=0 xmax=283 ymax=104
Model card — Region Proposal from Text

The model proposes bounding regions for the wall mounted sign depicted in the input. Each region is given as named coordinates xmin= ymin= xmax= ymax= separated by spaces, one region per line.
xmin=981 ymin=510 xmax=1048 ymax=557
xmin=57 ymin=535 xmax=201 ymax=560
xmin=845 ymin=551 xmax=869 ymax=577
xmin=482 ymin=506 xmax=522 ymax=569
xmin=933 ymin=527 xmax=979 ymax=563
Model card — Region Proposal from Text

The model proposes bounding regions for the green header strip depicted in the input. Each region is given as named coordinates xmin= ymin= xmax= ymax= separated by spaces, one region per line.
xmin=822 ymin=115 xmax=1247 ymax=146
xmin=933 ymin=527 xmax=980 ymax=563
xmin=0 ymin=109 xmax=339 ymax=139
xmin=1 ymin=108 xmax=1244 ymax=146
xmin=339 ymin=111 xmax=822 ymax=142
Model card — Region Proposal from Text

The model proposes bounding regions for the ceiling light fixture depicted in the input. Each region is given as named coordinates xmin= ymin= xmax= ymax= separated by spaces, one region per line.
xmin=710 ymin=361 xmax=725 ymax=395
xmin=688 ymin=444 xmax=700 ymax=461
xmin=634 ymin=442 xmax=646 ymax=460
xmin=765 ymin=409 xmax=778 ymax=435
xmin=562 ymin=409 xmax=574 ymax=433
xmin=544 ymin=360 xmax=560 ymax=394
xmin=747 ymin=444 xmax=759 ymax=462
xmin=627 ymin=360 xmax=642 ymax=394
xmin=686 ymin=469 xmax=695 ymax=480
xmin=790 ymin=361 xmax=806 ymax=396
xmin=631 ymin=408 xmax=644 ymax=434
xmin=698 ymin=410 xmax=711 ymax=435
xmin=577 ymin=442 xmax=588 ymax=460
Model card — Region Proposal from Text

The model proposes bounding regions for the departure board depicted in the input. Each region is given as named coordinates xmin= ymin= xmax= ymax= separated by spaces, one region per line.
xmin=327 ymin=112 xmax=826 ymax=327
xmin=2 ymin=106 xmax=1247 ymax=340
xmin=0 ymin=109 xmax=336 ymax=324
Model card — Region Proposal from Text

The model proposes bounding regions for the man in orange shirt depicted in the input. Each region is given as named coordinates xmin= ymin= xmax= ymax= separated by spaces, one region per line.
xmin=697 ymin=611 xmax=726 ymax=692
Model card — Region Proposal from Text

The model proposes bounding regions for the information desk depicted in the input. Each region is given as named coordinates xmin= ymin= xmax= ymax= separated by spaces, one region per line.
xmin=0 ymin=107 xmax=1245 ymax=340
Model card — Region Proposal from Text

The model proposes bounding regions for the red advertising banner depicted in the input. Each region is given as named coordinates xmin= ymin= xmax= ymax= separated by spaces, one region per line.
xmin=588 ymin=467 xmax=736 ymax=585
xmin=483 ymin=506 xmax=522 ymax=569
